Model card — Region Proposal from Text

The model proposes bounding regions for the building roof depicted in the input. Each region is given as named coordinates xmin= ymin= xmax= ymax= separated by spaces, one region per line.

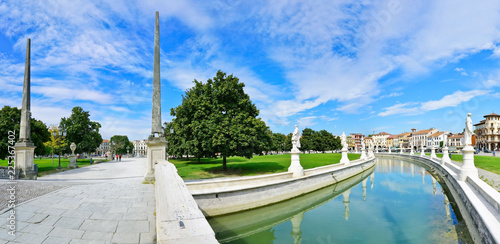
xmin=413 ymin=129 xmax=433 ymax=135
xmin=484 ymin=113 xmax=500 ymax=117
xmin=474 ymin=120 xmax=485 ymax=126
xmin=387 ymin=135 xmax=399 ymax=139
xmin=374 ymin=132 xmax=391 ymax=136
xmin=429 ymin=132 xmax=444 ymax=138
xmin=448 ymin=133 xmax=464 ymax=139
xmin=365 ymin=137 xmax=373 ymax=140
xmin=102 ymin=139 xmax=110 ymax=143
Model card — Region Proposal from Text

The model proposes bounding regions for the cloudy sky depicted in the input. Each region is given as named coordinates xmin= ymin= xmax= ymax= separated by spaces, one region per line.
xmin=1 ymin=0 xmax=500 ymax=141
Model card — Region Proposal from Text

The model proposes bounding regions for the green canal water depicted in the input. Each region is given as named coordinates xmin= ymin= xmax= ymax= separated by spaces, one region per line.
xmin=208 ymin=158 xmax=472 ymax=244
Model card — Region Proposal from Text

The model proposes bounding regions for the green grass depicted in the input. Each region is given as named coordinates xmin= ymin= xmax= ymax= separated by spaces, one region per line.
xmin=424 ymin=153 xmax=500 ymax=175
xmin=170 ymin=153 xmax=361 ymax=180
xmin=0 ymin=157 xmax=108 ymax=177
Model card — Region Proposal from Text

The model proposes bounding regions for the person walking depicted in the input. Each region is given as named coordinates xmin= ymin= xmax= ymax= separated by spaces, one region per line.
xmin=119 ymin=154 xmax=122 ymax=161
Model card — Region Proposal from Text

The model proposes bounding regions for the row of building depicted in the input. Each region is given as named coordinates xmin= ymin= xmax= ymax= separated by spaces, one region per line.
xmin=95 ymin=139 xmax=148 ymax=156
xmin=94 ymin=113 xmax=500 ymax=155
xmin=348 ymin=113 xmax=500 ymax=151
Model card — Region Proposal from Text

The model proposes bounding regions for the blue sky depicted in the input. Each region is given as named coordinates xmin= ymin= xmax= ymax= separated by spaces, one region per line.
xmin=1 ymin=0 xmax=500 ymax=141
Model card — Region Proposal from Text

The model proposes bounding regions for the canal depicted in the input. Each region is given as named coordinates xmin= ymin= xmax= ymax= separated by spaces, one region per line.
xmin=207 ymin=157 xmax=473 ymax=243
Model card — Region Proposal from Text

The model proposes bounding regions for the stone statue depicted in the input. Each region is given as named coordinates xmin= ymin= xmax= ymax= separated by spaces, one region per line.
xmin=465 ymin=113 xmax=473 ymax=146
xmin=369 ymin=140 xmax=374 ymax=149
xmin=292 ymin=125 xmax=301 ymax=149
xmin=70 ymin=142 xmax=77 ymax=155
xmin=361 ymin=136 xmax=365 ymax=149
xmin=341 ymin=132 xmax=347 ymax=150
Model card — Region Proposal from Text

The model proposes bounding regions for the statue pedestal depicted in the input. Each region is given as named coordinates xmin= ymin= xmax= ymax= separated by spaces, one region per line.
xmin=399 ymin=148 xmax=403 ymax=154
xmin=68 ymin=154 xmax=78 ymax=168
xmin=360 ymin=148 xmax=367 ymax=160
xmin=145 ymin=136 xmax=167 ymax=182
xmin=14 ymin=141 xmax=36 ymax=180
xmin=368 ymin=148 xmax=374 ymax=158
xmin=388 ymin=148 xmax=391 ymax=153
xmin=410 ymin=148 xmax=414 ymax=155
xmin=459 ymin=146 xmax=478 ymax=181
xmin=441 ymin=147 xmax=451 ymax=165
xmin=420 ymin=148 xmax=425 ymax=157
xmin=340 ymin=148 xmax=350 ymax=165
xmin=289 ymin=149 xmax=304 ymax=177
xmin=430 ymin=146 xmax=437 ymax=159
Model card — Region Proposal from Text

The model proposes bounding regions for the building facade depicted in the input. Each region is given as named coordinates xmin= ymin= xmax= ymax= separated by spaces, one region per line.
xmin=427 ymin=132 xmax=448 ymax=148
xmin=133 ymin=139 xmax=148 ymax=156
xmin=96 ymin=139 xmax=110 ymax=156
xmin=411 ymin=128 xmax=438 ymax=149
xmin=447 ymin=133 xmax=464 ymax=149
xmin=372 ymin=132 xmax=391 ymax=149
xmin=474 ymin=113 xmax=500 ymax=151
xmin=398 ymin=132 xmax=412 ymax=148
xmin=349 ymin=133 xmax=364 ymax=151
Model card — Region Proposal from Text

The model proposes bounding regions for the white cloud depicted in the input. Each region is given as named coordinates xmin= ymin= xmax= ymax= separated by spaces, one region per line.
xmin=298 ymin=116 xmax=318 ymax=127
xmin=454 ymin=67 xmax=468 ymax=76
xmin=378 ymin=90 xmax=490 ymax=117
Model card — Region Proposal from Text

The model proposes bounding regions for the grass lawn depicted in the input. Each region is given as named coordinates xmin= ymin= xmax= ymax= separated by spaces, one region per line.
xmin=170 ymin=153 xmax=361 ymax=180
xmin=0 ymin=157 xmax=108 ymax=177
xmin=425 ymin=153 xmax=500 ymax=175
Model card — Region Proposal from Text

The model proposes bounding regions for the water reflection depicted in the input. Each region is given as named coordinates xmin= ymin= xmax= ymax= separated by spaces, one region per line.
xmin=209 ymin=158 xmax=472 ymax=243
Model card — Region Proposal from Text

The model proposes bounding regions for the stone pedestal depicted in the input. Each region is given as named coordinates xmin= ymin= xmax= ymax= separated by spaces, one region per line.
xmin=368 ymin=148 xmax=374 ymax=158
xmin=340 ymin=148 xmax=350 ymax=165
xmin=14 ymin=142 xmax=36 ymax=180
xmin=399 ymin=148 xmax=403 ymax=154
xmin=430 ymin=146 xmax=437 ymax=159
xmin=68 ymin=154 xmax=78 ymax=168
xmin=289 ymin=149 xmax=304 ymax=177
xmin=441 ymin=147 xmax=451 ymax=165
xmin=388 ymin=147 xmax=391 ymax=153
xmin=459 ymin=146 xmax=478 ymax=181
xmin=145 ymin=137 xmax=167 ymax=182
xmin=410 ymin=147 xmax=414 ymax=155
xmin=375 ymin=147 xmax=378 ymax=153
xmin=360 ymin=148 xmax=367 ymax=160
xmin=420 ymin=147 xmax=425 ymax=157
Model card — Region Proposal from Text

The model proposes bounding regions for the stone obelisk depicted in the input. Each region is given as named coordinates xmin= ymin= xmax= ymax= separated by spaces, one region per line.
xmin=145 ymin=11 xmax=167 ymax=182
xmin=15 ymin=39 xmax=37 ymax=180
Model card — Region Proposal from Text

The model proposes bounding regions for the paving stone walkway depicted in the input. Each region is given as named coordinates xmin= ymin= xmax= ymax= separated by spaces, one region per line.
xmin=0 ymin=158 xmax=155 ymax=244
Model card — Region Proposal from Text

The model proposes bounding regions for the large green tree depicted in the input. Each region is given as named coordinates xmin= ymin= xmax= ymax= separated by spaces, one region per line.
xmin=0 ymin=106 xmax=50 ymax=159
xmin=170 ymin=70 xmax=271 ymax=170
xmin=60 ymin=107 xmax=102 ymax=154
xmin=110 ymin=135 xmax=133 ymax=155
xmin=300 ymin=128 xmax=316 ymax=153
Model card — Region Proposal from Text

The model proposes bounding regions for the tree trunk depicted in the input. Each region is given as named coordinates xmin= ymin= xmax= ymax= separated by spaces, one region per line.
xmin=223 ymin=156 xmax=227 ymax=171
xmin=198 ymin=157 xmax=201 ymax=163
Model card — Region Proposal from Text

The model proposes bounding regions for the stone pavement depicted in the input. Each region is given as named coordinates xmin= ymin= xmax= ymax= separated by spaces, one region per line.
xmin=0 ymin=158 xmax=156 ymax=244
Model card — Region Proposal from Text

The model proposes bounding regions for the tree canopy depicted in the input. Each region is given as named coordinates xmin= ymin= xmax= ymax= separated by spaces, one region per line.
xmin=300 ymin=128 xmax=341 ymax=153
xmin=0 ymin=106 xmax=50 ymax=159
xmin=170 ymin=70 xmax=271 ymax=169
xmin=110 ymin=135 xmax=133 ymax=155
xmin=60 ymin=107 xmax=102 ymax=154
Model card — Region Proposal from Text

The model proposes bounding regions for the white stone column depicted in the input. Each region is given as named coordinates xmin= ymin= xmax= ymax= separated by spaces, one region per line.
xmin=340 ymin=147 xmax=350 ymax=165
xmin=399 ymin=147 xmax=403 ymax=154
xmin=441 ymin=146 xmax=451 ymax=165
xmin=388 ymin=147 xmax=391 ymax=153
xmin=289 ymin=148 xmax=304 ymax=177
xmin=410 ymin=146 xmax=414 ymax=155
xmin=360 ymin=148 xmax=367 ymax=160
xmin=430 ymin=145 xmax=437 ymax=159
xmin=459 ymin=145 xmax=478 ymax=181
xmin=420 ymin=146 xmax=425 ymax=157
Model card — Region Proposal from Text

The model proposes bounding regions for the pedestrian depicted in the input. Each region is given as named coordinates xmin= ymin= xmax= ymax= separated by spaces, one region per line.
xmin=116 ymin=155 xmax=119 ymax=161
xmin=119 ymin=154 xmax=122 ymax=161
xmin=494 ymin=150 xmax=496 ymax=157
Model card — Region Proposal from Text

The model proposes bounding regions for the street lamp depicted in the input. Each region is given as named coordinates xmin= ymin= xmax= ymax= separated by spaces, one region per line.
xmin=52 ymin=126 xmax=66 ymax=170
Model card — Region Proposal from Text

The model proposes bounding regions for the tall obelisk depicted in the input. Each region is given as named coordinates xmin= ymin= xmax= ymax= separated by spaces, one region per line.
xmin=15 ymin=38 xmax=37 ymax=180
xmin=145 ymin=11 xmax=167 ymax=182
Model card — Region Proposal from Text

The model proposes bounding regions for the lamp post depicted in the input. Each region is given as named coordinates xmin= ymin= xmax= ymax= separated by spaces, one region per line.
xmin=52 ymin=126 xmax=66 ymax=170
